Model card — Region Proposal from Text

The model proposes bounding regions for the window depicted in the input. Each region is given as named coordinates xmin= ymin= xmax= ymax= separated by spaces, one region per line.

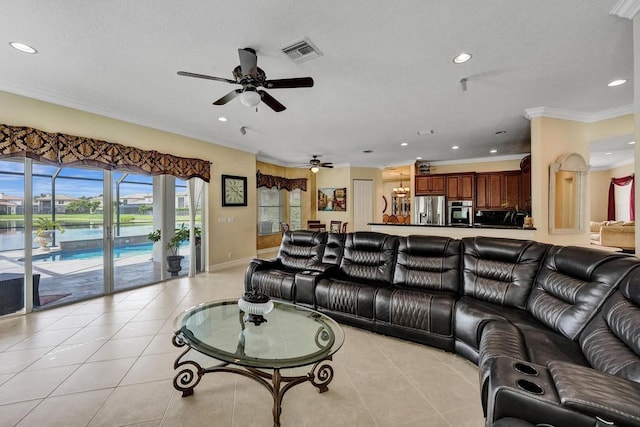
xmin=258 ymin=187 xmax=283 ymax=235
xmin=290 ymin=189 xmax=302 ymax=231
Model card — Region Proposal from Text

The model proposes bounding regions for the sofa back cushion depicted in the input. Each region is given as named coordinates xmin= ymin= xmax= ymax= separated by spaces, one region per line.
xmin=278 ymin=230 xmax=326 ymax=270
xmin=579 ymin=265 xmax=640 ymax=383
xmin=340 ymin=232 xmax=399 ymax=285
xmin=462 ymin=237 xmax=549 ymax=309
xmin=393 ymin=235 xmax=461 ymax=293
xmin=322 ymin=232 xmax=346 ymax=265
xmin=528 ymin=246 xmax=638 ymax=341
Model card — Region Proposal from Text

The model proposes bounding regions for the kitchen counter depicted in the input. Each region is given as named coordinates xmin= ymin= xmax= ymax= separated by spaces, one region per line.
xmin=368 ymin=223 xmax=537 ymax=239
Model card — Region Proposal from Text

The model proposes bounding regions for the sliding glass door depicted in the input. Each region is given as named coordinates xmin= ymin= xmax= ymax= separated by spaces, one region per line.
xmin=112 ymin=171 xmax=160 ymax=291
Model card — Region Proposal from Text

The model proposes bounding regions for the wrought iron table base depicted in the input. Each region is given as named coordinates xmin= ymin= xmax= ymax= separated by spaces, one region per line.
xmin=172 ymin=335 xmax=334 ymax=427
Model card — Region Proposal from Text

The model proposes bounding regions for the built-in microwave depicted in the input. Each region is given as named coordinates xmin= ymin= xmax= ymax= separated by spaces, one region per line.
xmin=447 ymin=200 xmax=473 ymax=225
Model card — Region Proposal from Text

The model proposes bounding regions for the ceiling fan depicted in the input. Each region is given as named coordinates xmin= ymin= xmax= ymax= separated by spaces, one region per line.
xmin=307 ymin=155 xmax=333 ymax=173
xmin=177 ymin=48 xmax=314 ymax=112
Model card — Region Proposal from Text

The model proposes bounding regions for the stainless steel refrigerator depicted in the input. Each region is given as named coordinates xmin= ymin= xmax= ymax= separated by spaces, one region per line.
xmin=413 ymin=196 xmax=446 ymax=225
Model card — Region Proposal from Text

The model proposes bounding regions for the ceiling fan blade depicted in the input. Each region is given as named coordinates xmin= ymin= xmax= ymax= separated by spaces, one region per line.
xmin=258 ymin=90 xmax=286 ymax=112
xmin=177 ymin=71 xmax=236 ymax=84
xmin=264 ymin=77 xmax=314 ymax=89
xmin=319 ymin=162 xmax=334 ymax=167
xmin=238 ymin=48 xmax=258 ymax=77
xmin=213 ymin=89 xmax=242 ymax=105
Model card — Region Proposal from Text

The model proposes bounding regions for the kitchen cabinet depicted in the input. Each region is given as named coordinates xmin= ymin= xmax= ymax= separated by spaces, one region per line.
xmin=415 ymin=175 xmax=446 ymax=195
xmin=446 ymin=174 xmax=474 ymax=200
xmin=519 ymin=168 xmax=531 ymax=212
xmin=476 ymin=171 xmax=521 ymax=209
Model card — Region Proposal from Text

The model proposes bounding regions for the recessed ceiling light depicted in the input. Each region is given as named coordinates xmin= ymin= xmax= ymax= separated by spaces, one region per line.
xmin=451 ymin=145 xmax=459 ymax=150
xmin=400 ymin=142 xmax=408 ymax=147
xmin=217 ymin=116 xmax=227 ymax=122
xmin=608 ymin=79 xmax=627 ymax=87
xmin=605 ymin=152 xmax=613 ymax=155
xmin=453 ymin=52 xmax=472 ymax=64
xmin=629 ymin=141 xmax=635 ymax=145
xmin=9 ymin=41 xmax=37 ymax=54
xmin=489 ymin=149 xmax=498 ymax=154
xmin=416 ymin=156 xmax=422 ymax=160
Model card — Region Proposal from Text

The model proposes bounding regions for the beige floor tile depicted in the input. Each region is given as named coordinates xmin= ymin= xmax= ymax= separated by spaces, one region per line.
xmin=0 ymin=400 xmax=41 ymax=426
xmin=8 ymin=328 xmax=81 ymax=351
xmin=42 ymin=313 xmax=102 ymax=331
xmin=163 ymin=373 xmax=236 ymax=422
xmin=0 ymin=347 xmax=54 ymax=374
xmin=124 ymin=420 xmax=162 ymax=427
xmin=88 ymin=380 xmax=173 ymax=427
xmin=0 ymin=373 xmax=14 ymax=386
xmin=0 ymin=365 xmax=78 ymax=405
xmin=88 ymin=310 xmax=140 ymax=326
xmin=408 ymin=364 xmax=481 ymax=414
xmin=50 ymin=357 xmax=136 ymax=396
xmin=87 ymin=336 xmax=154 ymax=362
xmin=142 ymin=334 xmax=180 ymax=356
xmin=62 ymin=323 xmax=124 ymax=345
xmin=120 ymin=352 xmax=177 ymax=385
xmin=111 ymin=319 xmax=165 ymax=339
xmin=28 ymin=340 xmax=107 ymax=370
xmin=442 ymin=403 xmax=485 ymax=427
xmin=16 ymin=388 xmax=113 ymax=427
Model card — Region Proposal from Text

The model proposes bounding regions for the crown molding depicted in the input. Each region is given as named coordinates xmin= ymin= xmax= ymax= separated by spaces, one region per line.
xmin=610 ymin=0 xmax=640 ymax=19
xmin=524 ymin=104 xmax=634 ymax=123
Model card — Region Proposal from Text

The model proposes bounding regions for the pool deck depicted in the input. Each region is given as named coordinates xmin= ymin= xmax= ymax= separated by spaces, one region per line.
xmin=0 ymin=247 xmax=188 ymax=311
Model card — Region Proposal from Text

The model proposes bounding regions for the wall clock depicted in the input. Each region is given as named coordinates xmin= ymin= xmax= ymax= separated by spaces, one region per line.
xmin=222 ymin=175 xmax=247 ymax=207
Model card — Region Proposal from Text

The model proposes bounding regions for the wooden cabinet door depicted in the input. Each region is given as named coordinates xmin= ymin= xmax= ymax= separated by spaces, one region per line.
xmin=476 ymin=175 xmax=488 ymax=208
xmin=503 ymin=172 xmax=520 ymax=209
xmin=519 ymin=169 xmax=531 ymax=212
xmin=447 ymin=175 xmax=460 ymax=199
xmin=431 ymin=176 xmax=445 ymax=194
xmin=460 ymin=175 xmax=474 ymax=199
xmin=488 ymin=174 xmax=503 ymax=208
xmin=415 ymin=175 xmax=446 ymax=195
xmin=447 ymin=174 xmax=474 ymax=200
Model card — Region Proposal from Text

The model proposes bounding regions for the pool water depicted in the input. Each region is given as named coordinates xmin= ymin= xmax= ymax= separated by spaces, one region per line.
xmin=34 ymin=243 xmax=154 ymax=262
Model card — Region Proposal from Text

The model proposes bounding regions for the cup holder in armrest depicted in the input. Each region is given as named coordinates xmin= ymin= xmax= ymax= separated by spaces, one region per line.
xmin=514 ymin=362 xmax=538 ymax=376
xmin=516 ymin=379 xmax=544 ymax=395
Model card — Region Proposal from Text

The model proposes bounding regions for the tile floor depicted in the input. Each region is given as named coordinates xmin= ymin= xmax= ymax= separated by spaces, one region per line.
xmin=0 ymin=264 xmax=485 ymax=426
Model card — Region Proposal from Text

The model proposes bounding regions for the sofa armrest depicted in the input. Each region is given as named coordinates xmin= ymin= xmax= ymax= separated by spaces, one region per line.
xmin=549 ymin=361 xmax=640 ymax=427
xmin=243 ymin=258 xmax=282 ymax=292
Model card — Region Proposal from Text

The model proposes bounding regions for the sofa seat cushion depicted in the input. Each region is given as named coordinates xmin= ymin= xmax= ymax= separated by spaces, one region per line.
xmin=375 ymin=288 xmax=454 ymax=333
xmin=315 ymin=278 xmax=383 ymax=320
xmin=479 ymin=320 xmax=588 ymax=371
xmin=454 ymin=296 xmax=539 ymax=360
xmin=249 ymin=269 xmax=296 ymax=300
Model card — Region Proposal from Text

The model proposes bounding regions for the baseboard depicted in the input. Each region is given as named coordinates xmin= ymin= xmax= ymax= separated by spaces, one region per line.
xmin=208 ymin=256 xmax=255 ymax=272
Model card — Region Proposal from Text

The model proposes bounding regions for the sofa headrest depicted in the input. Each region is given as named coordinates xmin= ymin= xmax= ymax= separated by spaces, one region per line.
xmin=550 ymin=246 xmax=630 ymax=282
xmin=462 ymin=236 xmax=546 ymax=264
xmin=349 ymin=231 xmax=394 ymax=250
xmin=281 ymin=230 xmax=325 ymax=246
xmin=618 ymin=265 xmax=640 ymax=305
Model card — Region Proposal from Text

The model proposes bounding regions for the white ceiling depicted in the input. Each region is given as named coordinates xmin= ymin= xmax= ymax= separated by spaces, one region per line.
xmin=0 ymin=1 xmax=634 ymax=170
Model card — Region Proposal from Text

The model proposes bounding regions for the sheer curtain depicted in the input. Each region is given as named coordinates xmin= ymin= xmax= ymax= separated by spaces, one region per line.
xmin=607 ymin=175 xmax=634 ymax=221
xmin=187 ymin=178 xmax=204 ymax=276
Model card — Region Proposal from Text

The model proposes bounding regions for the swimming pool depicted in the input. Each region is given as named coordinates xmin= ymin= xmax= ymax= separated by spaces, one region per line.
xmin=33 ymin=242 xmax=154 ymax=262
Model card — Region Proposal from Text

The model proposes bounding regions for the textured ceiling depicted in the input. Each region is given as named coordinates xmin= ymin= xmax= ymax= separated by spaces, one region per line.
xmin=0 ymin=1 xmax=633 ymax=170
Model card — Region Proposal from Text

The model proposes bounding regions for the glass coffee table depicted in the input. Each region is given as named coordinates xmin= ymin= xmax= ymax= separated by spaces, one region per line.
xmin=173 ymin=299 xmax=344 ymax=427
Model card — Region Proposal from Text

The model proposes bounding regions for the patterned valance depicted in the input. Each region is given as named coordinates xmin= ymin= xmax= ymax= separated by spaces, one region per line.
xmin=0 ymin=124 xmax=211 ymax=182
xmin=256 ymin=170 xmax=307 ymax=191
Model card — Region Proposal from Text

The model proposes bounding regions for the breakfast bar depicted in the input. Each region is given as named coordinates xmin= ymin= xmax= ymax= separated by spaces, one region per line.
xmin=368 ymin=223 xmax=536 ymax=240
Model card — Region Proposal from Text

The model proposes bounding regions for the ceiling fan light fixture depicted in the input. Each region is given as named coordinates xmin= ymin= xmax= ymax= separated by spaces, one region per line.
xmin=310 ymin=166 xmax=320 ymax=173
xmin=240 ymin=89 xmax=261 ymax=107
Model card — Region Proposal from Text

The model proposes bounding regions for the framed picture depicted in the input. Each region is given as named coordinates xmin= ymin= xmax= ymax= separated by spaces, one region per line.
xmin=222 ymin=175 xmax=247 ymax=207
xmin=318 ymin=187 xmax=346 ymax=211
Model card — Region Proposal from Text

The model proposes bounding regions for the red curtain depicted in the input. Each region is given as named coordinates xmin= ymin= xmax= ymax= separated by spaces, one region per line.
xmin=607 ymin=174 xmax=634 ymax=221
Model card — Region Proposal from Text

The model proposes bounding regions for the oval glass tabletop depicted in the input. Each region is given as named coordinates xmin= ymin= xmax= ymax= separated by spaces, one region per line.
xmin=174 ymin=299 xmax=345 ymax=369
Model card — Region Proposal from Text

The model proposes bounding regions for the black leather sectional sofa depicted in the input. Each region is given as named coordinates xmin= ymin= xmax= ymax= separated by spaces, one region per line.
xmin=244 ymin=230 xmax=640 ymax=426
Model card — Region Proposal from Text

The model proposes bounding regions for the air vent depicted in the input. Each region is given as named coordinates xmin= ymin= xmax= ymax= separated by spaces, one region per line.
xmin=281 ymin=38 xmax=323 ymax=64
